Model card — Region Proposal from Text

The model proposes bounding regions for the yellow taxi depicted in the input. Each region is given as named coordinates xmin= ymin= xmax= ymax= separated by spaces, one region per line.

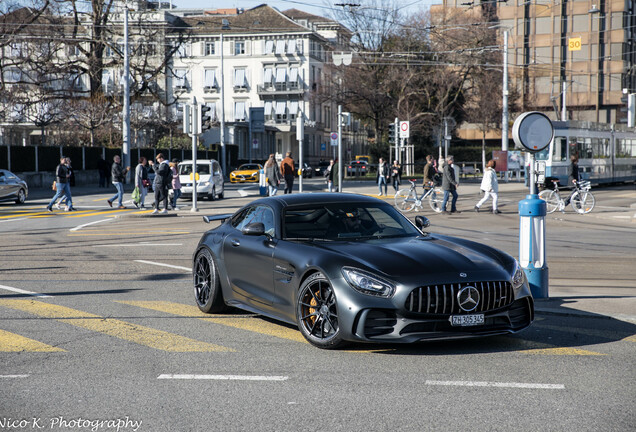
xmin=229 ymin=163 xmax=263 ymax=183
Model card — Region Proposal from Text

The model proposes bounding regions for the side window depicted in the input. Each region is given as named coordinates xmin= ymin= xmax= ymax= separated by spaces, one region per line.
xmin=231 ymin=206 xmax=275 ymax=236
xmin=232 ymin=207 xmax=257 ymax=231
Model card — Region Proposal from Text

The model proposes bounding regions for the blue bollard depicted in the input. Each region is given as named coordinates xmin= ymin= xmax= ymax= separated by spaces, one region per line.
xmin=259 ymin=169 xmax=268 ymax=196
xmin=519 ymin=194 xmax=549 ymax=298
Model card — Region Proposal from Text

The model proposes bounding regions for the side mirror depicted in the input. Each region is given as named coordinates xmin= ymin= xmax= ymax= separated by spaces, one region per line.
xmin=242 ymin=222 xmax=265 ymax=236
xmin=415 ymin=216 xmax=430 ymax=230
xmin=202 ymin=216 xmax=210 ymax=224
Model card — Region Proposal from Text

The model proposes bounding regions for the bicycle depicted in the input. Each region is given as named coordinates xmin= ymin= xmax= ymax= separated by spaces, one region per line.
xmin=394 ymin=180 xmax=443 ymax=213
xmin=538 ymin=179 xmax=595 ymax=214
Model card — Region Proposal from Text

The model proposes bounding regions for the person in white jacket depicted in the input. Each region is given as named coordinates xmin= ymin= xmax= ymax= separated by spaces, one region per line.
xmin=475 ymin=159 xmax=501 ymax=214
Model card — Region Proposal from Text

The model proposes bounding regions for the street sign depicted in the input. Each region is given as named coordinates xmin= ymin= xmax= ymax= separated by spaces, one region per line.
xmin=321 ymin=142 xmax=326 ymax=151
xmin=399 ymin=121 xmax=410 ymax=138
xmin=252 ymin=139 xmax=258 ymax=149
xmin=568 ymin=37 xmax=582 ymax=51
xmin=330 ymin=132 xmax=338 ymax=147
xmin=512 ymin=111 xmax=554 ymax=153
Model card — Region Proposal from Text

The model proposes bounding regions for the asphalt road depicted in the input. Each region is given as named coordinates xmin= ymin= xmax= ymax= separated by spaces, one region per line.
xmin=0 ymin=180 xmax=634 ymax=432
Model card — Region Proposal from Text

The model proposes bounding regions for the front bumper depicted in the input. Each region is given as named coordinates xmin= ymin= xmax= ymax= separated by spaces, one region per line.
xmin=230 ymin=174 xmax=258 ymax=183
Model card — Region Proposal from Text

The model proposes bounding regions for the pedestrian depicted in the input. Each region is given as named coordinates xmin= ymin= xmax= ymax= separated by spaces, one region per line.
xmin=134 ymin=156 xmax=149 ymax=209
xmin=390 ymin=160 xmax=402 ymax=192
xmin=46 ymin=156 xmax=74 ymax=212
xmin=423 ymin=155 xmax=437 ymax=189
xmin=331 ymin=158 xmax=340 ymax=192
xmin=441 ymin=155 xmax=460 ymax=214
xmin=377 ymin=157 xmax=389 ymax=196
xmin=148 ymin=153 xmax=171 ymax=214
xmin=107 ymin=155 xmax=130 ymax=209
xmin=264 ymin=154 xmax=281 ymax=196
xmin=97 ymin=157 xmax=109 ymax=188
xmin=280 ymin=151 xmax=295 ymax=194
xmin=563 ymin=154 xmax=580 ymax=207
xmin=326 ymin=159 xmax=335 ymax=192
xmin=474 ymin=159 xmax=500 ymax=214
xmin=170 ymin=159 xmax=182 ymax=210
xmin=55 ymin=157 xmax=75 ymax=210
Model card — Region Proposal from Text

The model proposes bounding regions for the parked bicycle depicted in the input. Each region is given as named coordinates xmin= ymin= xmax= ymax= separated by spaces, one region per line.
xmin=394 ymin=180 xmax=443 ymax=213
xmin=538 ymin=179 xmax=595 ymax=214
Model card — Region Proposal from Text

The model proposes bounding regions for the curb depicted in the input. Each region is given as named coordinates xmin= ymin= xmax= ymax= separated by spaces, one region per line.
xmin=535 ymin=307 xmax=636 ymax=324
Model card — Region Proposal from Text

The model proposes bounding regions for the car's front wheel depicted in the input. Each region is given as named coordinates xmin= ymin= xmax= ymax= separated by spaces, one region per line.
xmin=15 ymin=188 xmax=26 ymax=204
xmin=296 ymin=272 xmax=345 ymax=349
xmin=193 ymin=248 xmax=226 ymax=313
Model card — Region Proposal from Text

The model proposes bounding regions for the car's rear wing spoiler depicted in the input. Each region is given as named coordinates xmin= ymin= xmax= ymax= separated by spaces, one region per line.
xmin=202 ymin=214 xmax=233 ymax=224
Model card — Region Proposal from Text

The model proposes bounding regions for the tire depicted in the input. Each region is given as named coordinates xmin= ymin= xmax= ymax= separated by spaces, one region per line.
xmin=15 ymin=188 xmax=26 ymax=204
xmin=208 ymin=186 xmax=216 ymax=201
xmin=217 ymin=191 xmax=224 ymax=199
xmin=296 ymin=272 xmax=345 ymax=349
xmin=571 ymin=191 xmax=595 ymax=214
xmin=395 ymin=189 xmax=415 ymax=212
xmin=428 ymin=187 xmax=443 ymax=213
xmin=539 ymin=189 xmax=559 ymax=214
xmin=193 ymin=248 xmax=226 ymax=313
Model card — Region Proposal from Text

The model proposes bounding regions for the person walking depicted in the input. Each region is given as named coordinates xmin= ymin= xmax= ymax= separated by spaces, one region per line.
xmin=170 ymin=159 xmax=182 ymax=210
xmin=474 ymin=159 xmax=500 ymax=214
xmin=441 ymin=155 xmax=460 ymax=214
xmin=390 ymin=160 xmax=402 ymax=193
xmin=55 ymin=157 xmax=75 ymax=210
xmin=148 ymin=153 xmax=171 ymax=214
xmin=107 ymin=155 xmax=130 ymax=209
xmin=423 ymin=155 xmax=437 ymax=189
xmin=264 ymin=154 xmax=281 ymax=196
xmin=133 ymin=157 xmax=149 ymax=209
xmin=563 ymin=154 xmax=581 ymax=207
xmin=331 ymin=159 xmax=340 ymax=192
xmin=280 ymin=151 xmax=295 ymax=194
xmin=46 ymin=156 xmax=74 ymax=212
xmin=326 ymin=159 xmax=335 ymax=192
xmin=377 ymin=158 xmax=389 ymax=196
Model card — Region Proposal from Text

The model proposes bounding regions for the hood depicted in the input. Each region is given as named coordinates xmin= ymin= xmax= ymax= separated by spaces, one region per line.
xmin=317 ymin=236 xmax=508 ymax=281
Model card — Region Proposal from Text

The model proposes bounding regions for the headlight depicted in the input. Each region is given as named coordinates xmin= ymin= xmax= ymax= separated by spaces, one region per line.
xmin=202 ymin=181 xmax=210 ymax=186
xmin=512 ymin=260 xmax=525 ymax=289
xmin=342 ymin=267 xmax=395 ymax=298
xmin=251 ymin=171 xmax=258 ymax=177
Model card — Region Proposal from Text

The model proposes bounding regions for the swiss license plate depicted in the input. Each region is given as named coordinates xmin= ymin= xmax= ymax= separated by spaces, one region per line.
xmin=450 ymin=314 xmax=484 ymax=327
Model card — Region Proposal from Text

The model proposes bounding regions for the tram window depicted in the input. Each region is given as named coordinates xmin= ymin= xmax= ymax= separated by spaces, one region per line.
xmin=570 ymin=137 xmax=592 ymax=159
xmin=592 ymin=138 xmax=610 ymax=159
xmin=552 ymin=137 xmax=567 ymax=161
xmin=617 ymin=139 xmax=635 ymax=158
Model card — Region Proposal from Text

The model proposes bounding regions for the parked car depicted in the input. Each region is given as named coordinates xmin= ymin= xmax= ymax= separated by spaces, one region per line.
xmin=230 ymin=164 xmax=262 ymax=183
xmin=192 ymin=193 xmax=533 ymax=349
xmin=0 ymin=169 xmax=28 ymax=204
xmin=314 ymin=160 xmax=331 ymax=177
xmin=346 ymin=160 xmax=368 ymax=176
xmin=178 ymin=159 xmax=224 ymax=200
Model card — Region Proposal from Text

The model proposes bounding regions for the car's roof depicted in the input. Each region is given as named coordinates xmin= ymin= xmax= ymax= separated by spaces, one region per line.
xmin=251 ymin=193 xmax=384 ymax=208
xmin=237 ymin=164 xmax=261 ymax=169
xmin=179 ymin=159 xmax=218 ymax=164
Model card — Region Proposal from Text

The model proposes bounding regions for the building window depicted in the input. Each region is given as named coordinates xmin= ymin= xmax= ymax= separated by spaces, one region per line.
xmin=234 ymin=41 xmax=245 ymax=55
xmin=264 ymin=40 xmax=274 ymax=54
xmin=535 ymin=17 xmax=551 ymax=34
xmin=205 ymin=42 xmax=215 ymax=56
xmin=174 ymin=69 xmax=188 ymax=89
xmin=275 ymin=40 xmax=286 ymax=55
xmin=235 ymin=102 xmax=246 ymax=121
xmin=204 ymin=69 xmax=217 ymax=90
xmin=177 ymin=42 xmax=190 ymax=57
xmin=234 ymin=69 xmax=246 ymax=88
xmin=275 ymin=101 xmax=287 ymax=121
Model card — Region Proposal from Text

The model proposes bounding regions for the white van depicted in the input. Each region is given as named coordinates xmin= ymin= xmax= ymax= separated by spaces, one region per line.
xmin=178 ymin=159 xmax=224 ymax=200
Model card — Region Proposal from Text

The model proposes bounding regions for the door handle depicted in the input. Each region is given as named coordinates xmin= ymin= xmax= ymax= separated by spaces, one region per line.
xmin=231 ymin=239 xmax=240 ymax=247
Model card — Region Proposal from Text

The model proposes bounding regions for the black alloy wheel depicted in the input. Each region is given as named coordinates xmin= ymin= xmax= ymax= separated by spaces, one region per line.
xmin=296 ymin=272 xmax=344 ymax=349
xmin=15 ymin=189 xmax=26 ymax=204
xmin=193 ymin=248 xmax=225 ymax=313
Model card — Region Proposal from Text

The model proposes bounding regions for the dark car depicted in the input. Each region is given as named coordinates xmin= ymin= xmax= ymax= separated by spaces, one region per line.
xmin=346 ymin=160 xmax=368 ymax=176
xmin=192 ymin=194 xmax=534 ymax=349
xmin=314 ymin=160 xmax=331 ymax=177
xmin=0 ymin=169 xmax=28 ymax=204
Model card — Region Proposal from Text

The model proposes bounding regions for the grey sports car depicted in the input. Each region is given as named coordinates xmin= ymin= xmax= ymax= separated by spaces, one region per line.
xmin=193 ymin=193 xmax=533 ymax=349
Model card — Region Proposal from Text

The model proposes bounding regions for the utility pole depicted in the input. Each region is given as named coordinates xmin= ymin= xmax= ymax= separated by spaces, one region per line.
xmin=338 ymin=105 xmax=343 ymax=192
xmin=122 ymin=5 xmax=130 ymax=178
xmin=502 ymin=30 xmax=509 ymax=182
xmin=220 ymin=33 xmax=227 ymax=176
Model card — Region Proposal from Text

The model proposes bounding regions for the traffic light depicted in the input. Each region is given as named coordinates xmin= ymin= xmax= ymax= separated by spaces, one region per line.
xmin=388 ymin=122 xmax=396 ymax=145
xmin=182 ymin=104 xmax=191 ymax=134
xmin=199 ymin=104 xmax=212 ymax=134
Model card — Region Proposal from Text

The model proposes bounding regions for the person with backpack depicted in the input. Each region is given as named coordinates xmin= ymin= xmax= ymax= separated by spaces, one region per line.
xmin=148 ymin=153 xmax=171 ymax=214
xmin=170 ymin=159 xmax=182 ymax=210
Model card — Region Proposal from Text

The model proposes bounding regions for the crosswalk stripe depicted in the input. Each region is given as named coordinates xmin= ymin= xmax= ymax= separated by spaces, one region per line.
xmin=119 ymin=301 xmax=308 ymax=344
xmin=534 ymin=323 xmax=636 ymax=343
xmin=506 ymin=338 xmax=606 ymax=356
xmin=0 ymin=300 xmax=233 ymax=352
xmin=0 ymin=329 xmax=65 ymax=352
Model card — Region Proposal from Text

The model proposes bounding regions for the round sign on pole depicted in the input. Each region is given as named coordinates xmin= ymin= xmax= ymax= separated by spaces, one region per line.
xmin=512 ymin=112 xmax=553 ymax=153
xmin=330 ymin=132 xmax=338 ymax=140
xmin=399 ymin=121 xmax=409 ymax=138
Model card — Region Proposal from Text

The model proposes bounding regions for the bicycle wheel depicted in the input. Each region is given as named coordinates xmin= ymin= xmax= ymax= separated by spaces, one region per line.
xmin=428 ymin=187 xmax=443 ymax=213
xmin=538 ymin=189 xmax=559 ymax=214
xmin=571 ymin=191 xmax=595 ymax=214
xmin=395 ymin=189 xmax=416 ymax=212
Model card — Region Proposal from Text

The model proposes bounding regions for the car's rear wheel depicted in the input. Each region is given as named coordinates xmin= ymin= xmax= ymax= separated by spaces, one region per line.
xmin=193 ymin=248 xmax=226 ymax=313
xmin=15 ymin=188 xmax=26 ymax=204
xmin=296 ymin=273 xmax=345 ymax=349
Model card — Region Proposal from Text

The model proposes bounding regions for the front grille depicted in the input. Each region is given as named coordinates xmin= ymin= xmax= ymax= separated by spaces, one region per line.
xmin=405 ymin=281 xmax=513 ymax=315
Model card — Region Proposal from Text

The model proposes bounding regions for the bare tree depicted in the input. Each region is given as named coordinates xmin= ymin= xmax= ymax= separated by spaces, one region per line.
xmin=68 ymin=94 xmax=116 ymax=146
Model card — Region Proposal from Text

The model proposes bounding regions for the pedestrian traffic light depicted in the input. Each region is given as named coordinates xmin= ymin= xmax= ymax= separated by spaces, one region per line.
xmin=182 ymin=104 xmax=191 ymax=134
xmin=388 ymin=122 xmax=396 ymax=144
xmin=199 ymin=104 xmax=212 ymax=134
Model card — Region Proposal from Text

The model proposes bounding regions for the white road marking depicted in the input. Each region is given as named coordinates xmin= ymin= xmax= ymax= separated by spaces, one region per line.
xmin=0 ymin=374 xmax=29 ymax=378
xmin=96 ymin=243 xmax=183 ymax=248
xmin=135 ymin=260 xmax=191 ymax=272
xmin=0 ymin=217 xmax=28 ymax=223
xmin=0 ymin=284 xmax=52 ymax=298
xmin=157 ymin=374 xmax=289 ymax=381
xmin=425 ymin=380 xmax=565 ymax=390
xmin=69 ymin=218 xmax=113 ymax=232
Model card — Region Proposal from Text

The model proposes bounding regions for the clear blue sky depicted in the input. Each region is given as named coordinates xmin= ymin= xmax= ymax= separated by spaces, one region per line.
xmin=169 ymin=0 xmax=439 ymax=18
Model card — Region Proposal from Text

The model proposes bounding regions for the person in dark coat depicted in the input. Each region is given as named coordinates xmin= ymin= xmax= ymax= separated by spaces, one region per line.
xmin=377 ymin=158 xmax=389 ymax=196
xmin=107 ymin=155 xmax=130 ymax=209
xmin=390 ymin=160 xmax=402 ymax=192
xmin=148 ymin=153 xmax=171 ymax=214
xmin=563 ymin=154 xmax=581 ymax=207
xmin=46 ymin=156 xmax=74 ymax=212
xmin=280 ymin=151 xmax=295 ymax=194
xmin=264 ymin=154 xmax=281 ymax=196
xmin=441 ymin=155 xmax=460 ymax=214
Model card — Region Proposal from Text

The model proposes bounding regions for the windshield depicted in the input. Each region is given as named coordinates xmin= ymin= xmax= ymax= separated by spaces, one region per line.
xmin=238 ymin=164 xmax=261 ymax=170
xmin=179 ymin=163 xmax=211 ymax=175
xmin=283 ymin=203 xmax=421 ymax=241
